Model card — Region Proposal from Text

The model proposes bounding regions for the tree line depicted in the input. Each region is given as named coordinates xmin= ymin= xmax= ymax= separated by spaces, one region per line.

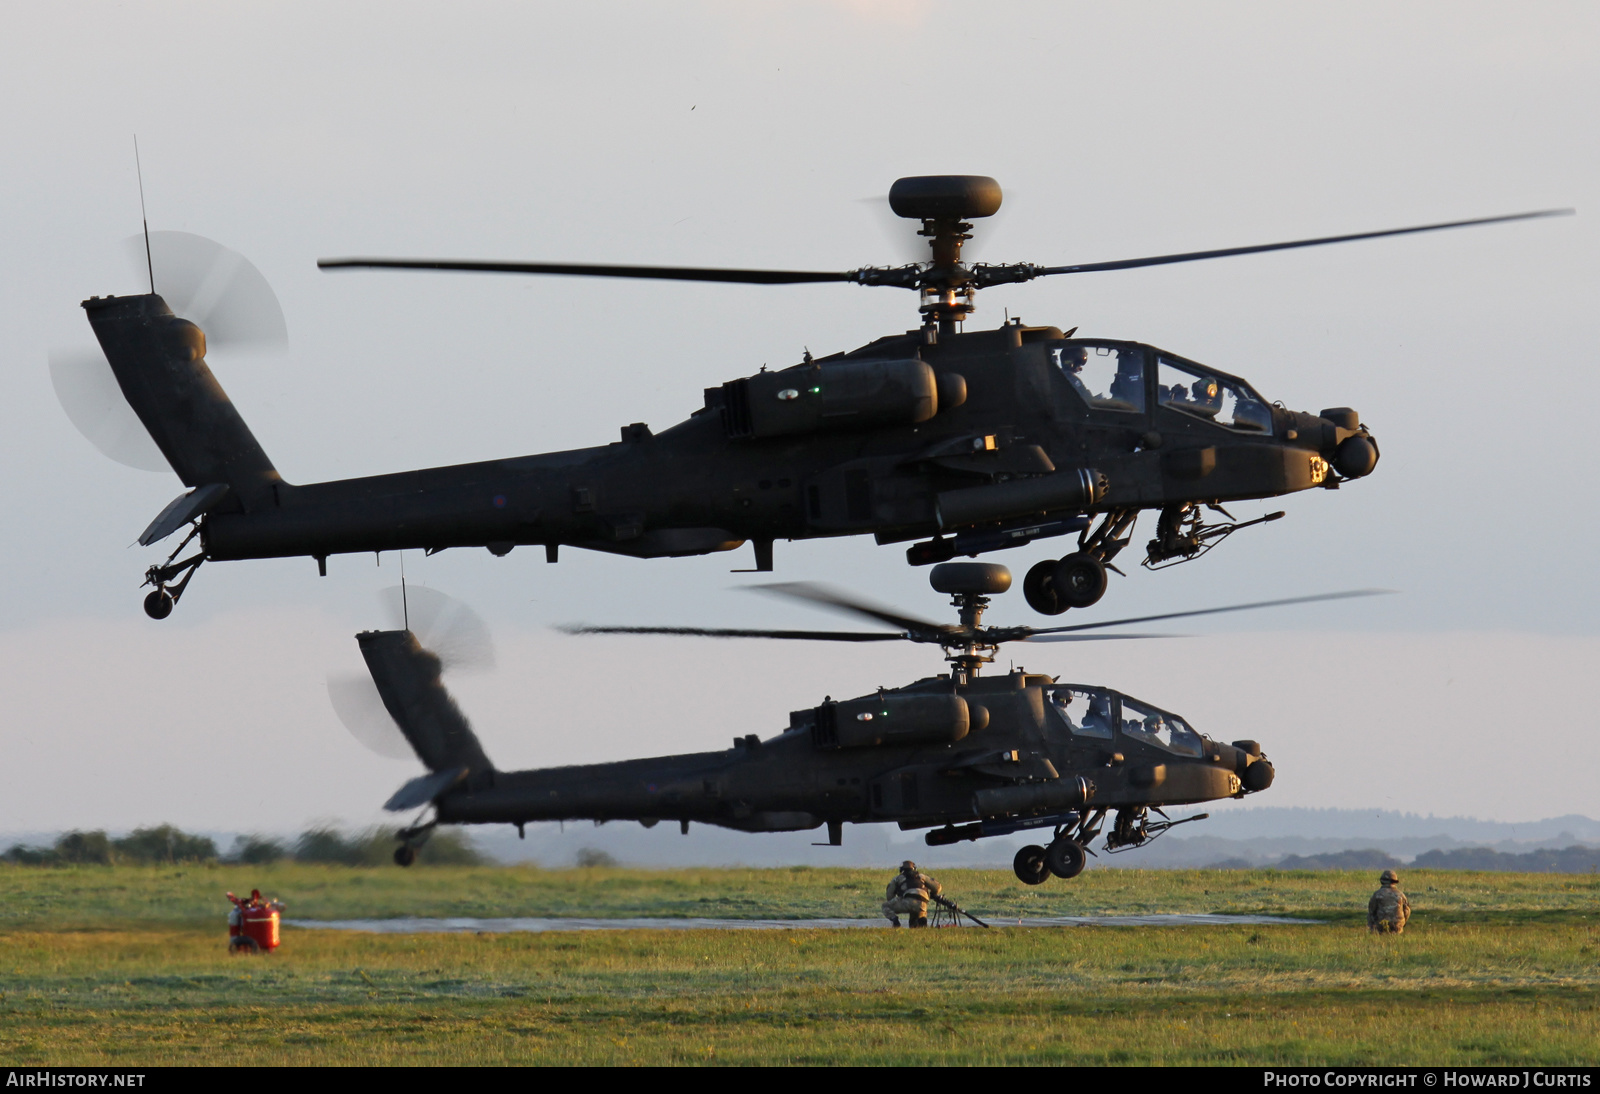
xmin=2 ymin=824 xmax=483 ymax=866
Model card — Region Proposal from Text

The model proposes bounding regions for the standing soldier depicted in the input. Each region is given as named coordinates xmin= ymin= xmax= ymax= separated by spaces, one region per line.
xmin=1367 ymin=868 xmax=1411 ymax=934
xmin=882 ymin=860 xmax=942 ymax=928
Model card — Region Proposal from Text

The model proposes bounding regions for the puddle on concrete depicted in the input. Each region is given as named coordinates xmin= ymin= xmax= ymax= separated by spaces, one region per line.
xmin=289 ymin=913 xmax=1319 ymax=934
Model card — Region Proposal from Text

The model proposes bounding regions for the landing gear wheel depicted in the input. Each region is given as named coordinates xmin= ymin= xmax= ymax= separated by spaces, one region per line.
xmin=1053 ymin=553 xmax=1108 ymax=609
xmin=144 ymin=590 xmax=174 ymax=620
xmin=1013 ymin=844 xmax=1050 ymax=885
xmin=1023 ymin=560 xmax=1068 ymax=616
xmin=1045 ymin=840 xmax=1088 ymax=880
xmin=393 ymin=845 xmax=417 ymax=867
xmin=229 ymin=935 xmax=260 ymax=954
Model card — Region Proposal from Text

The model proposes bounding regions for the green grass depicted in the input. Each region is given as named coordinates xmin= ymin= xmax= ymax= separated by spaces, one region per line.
xmin=1 ymin=864 xmax=1596 ymax=1065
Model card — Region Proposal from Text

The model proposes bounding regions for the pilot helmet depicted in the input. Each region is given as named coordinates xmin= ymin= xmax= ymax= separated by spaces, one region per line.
xmin=1379 ymin=869 xmax=1399 ymax=884
xmin=1060 ymin=346 xmax=1087 ymax=371
xmin=901 ymin=860 xmax=917 ymax=873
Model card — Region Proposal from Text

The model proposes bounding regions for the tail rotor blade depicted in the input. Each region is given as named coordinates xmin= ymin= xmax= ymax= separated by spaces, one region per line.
xmin=326 ymin=673 xmax=415 ymax=761
xmin=378 ymin=585 xmax=495 ymax=673
xmin=123 ymin=231 xmax=288 ymax=350
xmin=47 ymin=347 xmax=168 ymax=471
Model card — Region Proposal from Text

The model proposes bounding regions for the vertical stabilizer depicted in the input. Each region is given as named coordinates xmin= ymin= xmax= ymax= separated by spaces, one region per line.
xmin=358 ymin=630 xmax=494 ymax=775
xmin=83 ymin=294 xmax=281 ymax=509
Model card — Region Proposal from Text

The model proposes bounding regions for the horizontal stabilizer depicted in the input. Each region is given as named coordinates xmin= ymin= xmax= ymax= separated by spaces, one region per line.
xmin=384 ymin=767 xmax=470 ymax=812
xmin=139 ymin=483 xmax=231 ymax=546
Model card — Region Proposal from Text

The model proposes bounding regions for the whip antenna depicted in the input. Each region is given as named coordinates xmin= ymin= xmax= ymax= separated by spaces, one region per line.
xmin=400 ymin=553 xmax=410 ymax=631
xmin=133 ymin=135 xmax=154 ymax=294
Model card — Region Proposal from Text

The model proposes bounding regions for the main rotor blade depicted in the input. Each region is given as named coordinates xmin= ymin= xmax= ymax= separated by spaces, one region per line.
xmin=1020 ymin=632 xmax=1179 ymax=643
xmin=318 ymin=257 xmax=856 ymax=286
xmin=747 ymin=582 xmax=948 ymax=635
xmin=1027 ymin=588 xmax=1392 ymax=636
xmin=1040 ymin=210 xmax=1573 ymax=276
xmin=557 ymin=624 xmax=903 ymax=642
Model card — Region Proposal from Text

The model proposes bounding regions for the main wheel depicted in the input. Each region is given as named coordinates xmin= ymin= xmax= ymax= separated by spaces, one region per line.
xmin=229 ymin=935 xmax=260 ymax=954
xmin=1045 ymin=839 xmax=1088 ymax=880
xmin=1023 ymin=560 xmax=1067 ymax=616
xmin=1013 ymin=844 xmax=1050 ymax=885
xmin=144 ymin=590 xmax=174 ymax=620
xmin=1053 ymin=553 xmax=1108 ymax=609
xmin=393 ymin=845 xmax=417 ymax=867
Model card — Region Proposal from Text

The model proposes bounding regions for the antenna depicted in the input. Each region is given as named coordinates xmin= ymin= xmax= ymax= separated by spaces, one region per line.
xmin=133 ymin=136 xmax=154 ymax=294
xmin=400 ymin=553 xmax=410 ymax=631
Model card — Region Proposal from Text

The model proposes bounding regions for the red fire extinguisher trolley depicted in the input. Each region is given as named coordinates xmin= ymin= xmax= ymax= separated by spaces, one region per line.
xmin=227 ymin=889 xmax=285 ymax=953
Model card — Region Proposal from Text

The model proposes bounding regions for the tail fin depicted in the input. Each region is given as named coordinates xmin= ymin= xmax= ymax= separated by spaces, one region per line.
xmin=358 ymin=630 xmax=495 ymax=777
xmin=82 ymin=294 xmax=281 ymax=509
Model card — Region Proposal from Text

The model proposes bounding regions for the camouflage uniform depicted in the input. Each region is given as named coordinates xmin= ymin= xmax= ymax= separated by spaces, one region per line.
xmin=1367 ymin=869 xmax=1411 ymax=934
xmin=882 ymin=861 xmax=942 ymax=927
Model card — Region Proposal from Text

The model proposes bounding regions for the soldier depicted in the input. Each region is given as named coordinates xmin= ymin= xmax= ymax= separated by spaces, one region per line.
xmin=882 ymin=860 xmax=942 ymax=928
xmin=1367 ymin=868 xmax=1411 ymax=934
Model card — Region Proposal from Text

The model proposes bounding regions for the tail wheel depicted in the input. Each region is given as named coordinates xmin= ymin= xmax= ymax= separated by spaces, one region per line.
xmin=1023 ymin=560 xmax=1068 ymax=616
xmin=1013 ymin=844 xmax=1050 ymax=885
xmin=1046 ymin=839 xmax=1088 ymax=880
xmin=1053 ymin=553 xmax=1108 ymax=609
xmin=394 ymin=845 xmax=417 ymax=867
xmin=144 ymin=590 xmax=174 ymax=620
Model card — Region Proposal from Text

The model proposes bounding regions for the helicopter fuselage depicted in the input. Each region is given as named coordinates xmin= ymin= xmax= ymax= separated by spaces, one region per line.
xmin=431 ymin=670 xmax=1269 ymax=847
xmin=189 ymin=323 xmax=1371 ymax=567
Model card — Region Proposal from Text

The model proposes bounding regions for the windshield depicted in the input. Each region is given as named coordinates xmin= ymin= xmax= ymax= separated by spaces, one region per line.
xmin=1052 ymin=342 xmax=1146 ymax=413
xmin=1118 ymin=696 xmax=1204 ymax=757
xmin=1157 ymin=356 xmax=1273 ymax=433
xmin=1047 ymin=686 xmax=1115 ymax=740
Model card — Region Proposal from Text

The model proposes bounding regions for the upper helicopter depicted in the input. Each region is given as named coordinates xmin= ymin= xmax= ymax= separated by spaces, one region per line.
xmin=341 ymin=565 xmax=1382 ymax=885
xmin=77 ymin=175 xmax=1566 ymax=618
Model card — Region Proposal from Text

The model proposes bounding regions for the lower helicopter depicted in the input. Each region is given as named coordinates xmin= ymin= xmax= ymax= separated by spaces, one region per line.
xmin=345 ymin=567 xmax=1379 ymax=885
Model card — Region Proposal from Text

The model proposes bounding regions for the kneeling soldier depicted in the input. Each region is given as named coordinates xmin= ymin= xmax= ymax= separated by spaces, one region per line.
xmin=1368 ymin=868 xmax=1411 ymax=934
xmin=882 ymin=860 xmax=942 ymax=928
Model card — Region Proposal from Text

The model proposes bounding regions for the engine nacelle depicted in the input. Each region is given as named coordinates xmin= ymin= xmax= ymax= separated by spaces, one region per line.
xmin=935 ymin=467 xmax=1107 ymax=528
xmin=973 ymin=776 xmax=1095 ymax=816
xmin=713 ymin=358 xmax=953 ymax=440
xmin=809 ymin=692 xmax=970 ymax=750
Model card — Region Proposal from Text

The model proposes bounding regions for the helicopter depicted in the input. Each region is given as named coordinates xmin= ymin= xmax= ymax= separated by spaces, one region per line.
xmin=350 ymin=562 xmax=1380 ymax=884
xmin=81 ymin=175 xmax=1565 ymax=619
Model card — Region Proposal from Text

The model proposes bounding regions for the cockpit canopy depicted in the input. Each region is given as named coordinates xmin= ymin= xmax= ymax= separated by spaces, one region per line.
xmin=1046 ymin=685 xmax=1205 ymax=758
xmin=1049 ymin=339 xmax=1274 ymax=434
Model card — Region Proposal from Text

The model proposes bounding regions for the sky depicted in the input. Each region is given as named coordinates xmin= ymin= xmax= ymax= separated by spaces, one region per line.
xmin=1 ymin=1 xmax=1596 ymax=836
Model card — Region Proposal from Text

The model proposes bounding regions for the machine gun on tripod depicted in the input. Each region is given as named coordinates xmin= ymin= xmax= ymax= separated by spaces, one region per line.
xmin=928 ymin=892 xmax=990 ymax=929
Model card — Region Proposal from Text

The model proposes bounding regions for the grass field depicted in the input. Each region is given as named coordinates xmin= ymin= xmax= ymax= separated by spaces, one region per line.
xmin=1 ymin=864 xmax=1596 ymax=1065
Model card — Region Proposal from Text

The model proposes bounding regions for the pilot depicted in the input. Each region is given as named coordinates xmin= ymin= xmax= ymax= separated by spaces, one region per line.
xmin=1050 ymin=690 xmax=1080 ymax=730
xmin=1057 ymin=346 xmax=1092 ymax=399
xmin=1083 ymin=694 xmax=1114 ymax=737
xmin=1367 ymin=869 xmax=1411 ymax=934
xmin=1191 ymin=376 xmax=1223 ymax=414
xmin=882 ymin=860 xmax=943 ymax=928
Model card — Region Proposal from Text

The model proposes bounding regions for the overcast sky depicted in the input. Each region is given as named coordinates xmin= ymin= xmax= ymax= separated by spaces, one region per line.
xmin=1 ymin=1 xmax=1596 ymax=835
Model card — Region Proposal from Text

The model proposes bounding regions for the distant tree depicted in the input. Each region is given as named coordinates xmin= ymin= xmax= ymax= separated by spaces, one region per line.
xmin=55 ymin=830 xmax=116 ymax=865
xmin=293 ymin=825 xmax=486 ymax=866
xmin=2 ymin=843 xmax=58 ymax=865
xmin=417 ymin=828 xmax=486 ymax=865
xmin=112 ymin=825 xmax=217 ymax=865
xmin=229 ymin=835 xmax=288 ymax=865
xmin=575 ymin=847 xmax=618 ymax=868
xmin=294 ymin=826 xmax=365 ymax=865
xmin=1411 ymin=845 xmax=1600 ymax=873
xmin=1275 ymin=849 xmax=1401 ymax=871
